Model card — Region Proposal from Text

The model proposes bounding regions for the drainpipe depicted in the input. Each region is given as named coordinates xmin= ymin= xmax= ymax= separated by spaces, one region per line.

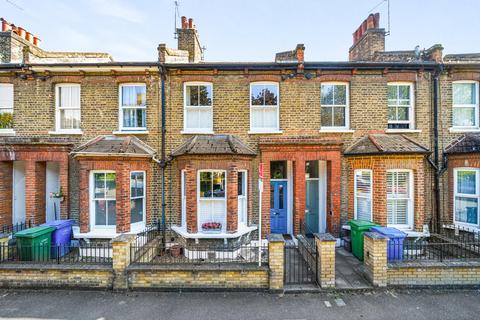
xmin=159 ymin=65 xmax=168 ymax=245
xmin=432 ymin=65 xmax=443 ymax=233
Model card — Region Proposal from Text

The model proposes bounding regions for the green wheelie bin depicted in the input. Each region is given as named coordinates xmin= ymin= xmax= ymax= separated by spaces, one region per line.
xmin=15 ymin=226 xmax=55 ymax=261
xmin=348 ymin=220 xmax=378 ymax=261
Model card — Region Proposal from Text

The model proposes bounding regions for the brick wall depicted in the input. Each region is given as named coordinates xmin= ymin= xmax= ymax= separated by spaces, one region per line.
xmin=0 ymin=162 xmax=12 ymax=226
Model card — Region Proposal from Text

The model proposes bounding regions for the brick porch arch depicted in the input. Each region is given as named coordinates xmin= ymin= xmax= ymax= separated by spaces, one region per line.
xmin=259 ymin=137 xmax=343 ymax=237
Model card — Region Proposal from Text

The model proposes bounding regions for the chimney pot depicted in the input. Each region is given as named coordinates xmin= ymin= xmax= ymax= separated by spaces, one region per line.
xmin=367 ymin=14 xmax=375 ymax=29
xmin=181 ymin=16 xmax=187 ymax=29
xmin=33 ymin=36 xmax=40 ymax=46
xmin=374 ymin=13 xmax=380 ymax=28
xmin=25 ymin=31 xmax=32 ymax=42
xmin=1 ymin=19 xmax=9 ymax=32
xmin=17 ymin=26 xmax=25 ymax=38
xmin=188 ymin=18 xmax=193 ymax=29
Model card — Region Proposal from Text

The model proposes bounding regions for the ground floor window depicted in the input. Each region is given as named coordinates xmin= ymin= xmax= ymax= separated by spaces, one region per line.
xmin=454 ymin=168 xmax=479 ymax=227
xmin=198 ymin=170 xmax=226 ymax=232
xmin=387 ymin=170 xmax=413 ymax=229
xmin=130 ymin=171 xmax=145 ymax=225
xmin=354 ymin=169 xmax=372 ymax=221
xmin=91 ymin=171 xmax=116 ymax=227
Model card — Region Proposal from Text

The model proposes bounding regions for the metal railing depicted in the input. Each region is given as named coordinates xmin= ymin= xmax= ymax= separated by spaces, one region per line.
xmin=1 ymin=220 xmax=35 ymax=236
xmin=130 ymin=242 xmax=268 ymax=265
xmin=0 ymin=243 xmax=112 ymax=265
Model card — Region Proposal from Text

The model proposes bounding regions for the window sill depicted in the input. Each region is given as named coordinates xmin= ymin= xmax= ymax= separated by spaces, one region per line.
xmin=248 ymin=130 xmax=283 ymax=135
xmin=0 ymin=129 xmax=15 ymax=136
xmin=112 ymin=130 xmax=149 ymax=135
xmin=448 ymin=127 xmax=480 ymax=133
xmin=385 ymin=129 xmax=422 ymax=133
xmin=72 ymin=225 xmax=146 ymax=239
xmin=180 ymin=130 xmax=215 ymax=135
xmin=171 ymin=225 xmax=257 ymax=239
xmin=319 ymin=128 xmax=355 ymax=133
xmin=48 ymin=130 xmax=83 ymax=135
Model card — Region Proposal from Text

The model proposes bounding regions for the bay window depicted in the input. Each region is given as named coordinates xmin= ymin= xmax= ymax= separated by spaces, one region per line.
xmin=184 ymin=82 xmax=213 ymax=133
xmin=454 ymin=168 xmax=479 ymax=227
xmin=250 ymin=82 xmax=279 ymax=132
xmin=452 ymin=81 xmax=479 ymax=129
xmin=55 ymin=84 xmax=81 ymax=132
xmin=198 ymin=170 xmax=226 ymax=233
xmin=130 ymin=171 xmax=146 ymax=227
xmin=387 ymin=170 xmax=413 ymax=229
xmin=91 ymin=172 xmax=116 ymax=228
xmin=388 ymin=83 xmax=414 ymax=129
xmin=119 ymin=84 xmax=147 ymax=131
xmin=0 ymin=83 xmax=14 ymax=131
xmin=354 ymin=170 xmax=372 ymax=221
xmin=321 ymin=82 xmax=349 ymax=129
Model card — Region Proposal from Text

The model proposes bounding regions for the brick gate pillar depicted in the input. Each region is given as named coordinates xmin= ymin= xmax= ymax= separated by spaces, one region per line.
xmin=315 ymin=233 xmax=336 ymax=288
xmin=268 ymin=234 xmax=285 ymax=291
xmin=364 ymin=232 xmax=388 ymax=287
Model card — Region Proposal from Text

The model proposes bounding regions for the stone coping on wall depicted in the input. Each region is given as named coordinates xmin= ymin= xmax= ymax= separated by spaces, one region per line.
xmin=0 ymin=263 xmax=113 ymax=271
xmin=128 ymin=263 xmax=269 ymax=272
xmin=388 ymin=260 xmax=480 ymax=269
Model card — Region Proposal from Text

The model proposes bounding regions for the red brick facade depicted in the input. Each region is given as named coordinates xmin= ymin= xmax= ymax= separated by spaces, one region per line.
xmin=347 ymin=155 xmax=427 ymax=231
xmin=175 ymin=155 xmax=254 ymax=234
xmin=0 ymin=144 xmax=70 ymax=225
xmin=76 ymin=156 xmax=152 ymax=234
xmin=259 ymin=138 xmax=343 ymax=237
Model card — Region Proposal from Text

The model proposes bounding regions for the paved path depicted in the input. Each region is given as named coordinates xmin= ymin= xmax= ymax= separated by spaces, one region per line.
xmin=335 ymin=248 xmax=372 ymax=289
xmin=0 ymin=289 xmax=479 ymax=320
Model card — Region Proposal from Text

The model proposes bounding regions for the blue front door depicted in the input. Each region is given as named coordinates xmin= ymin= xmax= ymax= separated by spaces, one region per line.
xmin=270 ymin=181 xmax=288 ymax=234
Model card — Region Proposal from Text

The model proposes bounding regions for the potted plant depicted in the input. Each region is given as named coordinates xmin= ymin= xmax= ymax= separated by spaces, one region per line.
xmin=201 ymin=222 xmax=222 ymax=233
xmin=50 ymin=187 xmax=65 ymax=202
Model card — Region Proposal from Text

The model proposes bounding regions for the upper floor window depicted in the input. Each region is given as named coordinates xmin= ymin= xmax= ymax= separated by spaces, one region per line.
xmin=55 ymin=84 xmax=81 ymax=132
xmin=387 ymin=170 xmax=413 ymax=229
xmin=0 ymin=83 xmax=13 ymax=131
xmin=250 ymin=82 xmax=279 ymax=132
xmin=388 ymin=83 xmax=414 ymax=129
xmin=119 ymin=84 xmax=146 ymax=131
xmin=184 ymin=82 xmax=213 ymax=133
xmin=454 ymin=168 xmax=479 ymax=227
xmin=320 ymin=83 xmax=349 ymax=129
xmin=452 ymin=81 xmax=479 ymax=128
xmin=354 ymin=170 xmax=372 ymax=221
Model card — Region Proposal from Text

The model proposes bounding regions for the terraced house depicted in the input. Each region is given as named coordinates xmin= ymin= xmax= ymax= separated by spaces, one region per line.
xmin=0 ymin=12 xmax=479 ymax=248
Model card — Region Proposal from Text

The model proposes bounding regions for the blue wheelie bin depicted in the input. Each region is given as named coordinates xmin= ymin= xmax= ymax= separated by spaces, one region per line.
xmin=370 ymin=226 xmax=407 ymax=261
xmin=41 ymin=220 xmax=75 ymax=258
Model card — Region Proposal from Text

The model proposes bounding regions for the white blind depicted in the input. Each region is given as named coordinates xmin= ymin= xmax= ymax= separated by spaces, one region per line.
xmin=355 ymin=170 xmax=372 ymax=221
xmin=0 ymin=84 xmax=14 ymax=110
xmin=58 ymin=85 xmax=80 ymax=108
xmin=387 ymin=171 xmax=411 ymax=226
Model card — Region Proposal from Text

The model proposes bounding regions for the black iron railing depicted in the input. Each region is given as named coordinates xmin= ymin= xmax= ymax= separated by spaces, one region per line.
xmin=0 ymin=220 xmax=35 ymax=235
xmin=0 ymin=243 xmax=112 ymax=265
xmin=130 ymin=242 xmax=268 ymax=265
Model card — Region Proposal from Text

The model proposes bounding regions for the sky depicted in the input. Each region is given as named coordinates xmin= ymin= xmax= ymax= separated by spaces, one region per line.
xmin=1 ymin=0 xmax=479 ymax=62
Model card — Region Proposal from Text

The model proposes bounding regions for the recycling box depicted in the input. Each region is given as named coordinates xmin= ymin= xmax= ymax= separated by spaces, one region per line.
xmin=15 ymin=226 xmax=55 ymax=261
xmin=41 ymin=220 xmax=75 ymax=258
xmin=348 ymin=220 xmax=379 ymax=261
xmin=370 ymin=226 xmax=407 ymax=261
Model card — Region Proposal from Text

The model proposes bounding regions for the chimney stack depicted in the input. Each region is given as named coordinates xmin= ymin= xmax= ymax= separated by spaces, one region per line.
xmin=349 ymin=13 xmax=385 ymax=61
xmin=177 ymin=16 xmax=203 ymax=62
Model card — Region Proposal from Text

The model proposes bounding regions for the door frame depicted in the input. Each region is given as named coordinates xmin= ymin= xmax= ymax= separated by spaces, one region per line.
xmin=270 ymin=179 xmax=288 ymax=234
xmin=12 ymin=161 xmax=26 ymax=225
xmin=305 ymin=160 xmax=327 ymax=234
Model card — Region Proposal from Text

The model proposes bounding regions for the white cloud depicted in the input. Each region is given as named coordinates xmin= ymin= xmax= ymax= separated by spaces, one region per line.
xmin=86 ymin=0 xmax=146 ymax=24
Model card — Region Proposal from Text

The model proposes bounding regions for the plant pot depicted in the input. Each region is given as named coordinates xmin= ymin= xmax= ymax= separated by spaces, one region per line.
xmin=201 ymin=228 xmax=222 ymax=234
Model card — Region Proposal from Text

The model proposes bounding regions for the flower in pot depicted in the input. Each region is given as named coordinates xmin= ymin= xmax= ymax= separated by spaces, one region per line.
xmin=50 ymin=187 xmax=65 ymax=202
xmin=201 ymin=222 xmax=222 ymax=232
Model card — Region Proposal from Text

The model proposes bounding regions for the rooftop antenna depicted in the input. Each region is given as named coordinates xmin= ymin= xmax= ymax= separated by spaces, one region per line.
xmin=369 ymin=0 xmax=391 ymax=36
xmin=4 ymin=0 xmax=25 ymax=11
xmin=173 ymin=1 xmax=180 ymax=39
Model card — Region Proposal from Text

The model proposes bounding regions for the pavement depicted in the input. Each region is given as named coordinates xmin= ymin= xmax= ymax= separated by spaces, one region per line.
xmin=335 ymin=248 xmax=372 ymax=290
xmin=0 ymin=288 xmax=479 ymax=320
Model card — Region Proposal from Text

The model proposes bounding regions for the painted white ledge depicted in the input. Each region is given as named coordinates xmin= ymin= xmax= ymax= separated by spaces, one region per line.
xmin=248 ymin=130 xmax=283 ymax=135
xmin=0 ymin=129 xmax=15 ymax=136
xmin=48 ymin=130 xmax=83 ymax=135
xmin=448 ymin=127 xmax=480 ymax=133
xmin=72 ymin=225 xmax=145 ymax=239
xmin=385 ymin=129 xmax=422 ymax=133
xmin=180 ymin=130 xmax=215 ymax=135
xmin=112 ymin=130 xmax=149 ymax=135
xmin=171 ymin=225 xmax=257 ymax=239
xmin=319 ymin=129 xmax=355 ymax=133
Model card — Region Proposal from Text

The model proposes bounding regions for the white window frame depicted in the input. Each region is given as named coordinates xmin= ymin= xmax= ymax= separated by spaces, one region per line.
xmin=181 ymin=170 xmax=187 ymax=228
xmin=453 ymin=168 xmax=480 ymax=228
xmin=452 ymin=80 xmax=479 ymax=130
xmin=238 ymin=170 xmax=248 ymax=227
xmin=118 ymin=83 xmax=147 ymax=132
xmin=387 ymin=82 xmax=415 ymax=130
xmin=249 ymin=81 xmax=280 ymax=133
xmin=197 ymin=169 xmax=227 ymax=233
xmin=182 ymin=81 xmax=213 ymax=134
xmin=89 ymin=170 xmax=116 ymax=231
xmin=354 ymin=169 xmax=373 ymax=221
xmin=54 ymin=83 xmax=82 ymax=134
xmin=0 ymin=83 xmax=14 ymax=134
xmin=130 ymin=171 xmax=146 ymax=232
xmin=320 ymin=82 xmax=350 ymax=131
xmin=386 ymin=169 xmax=414 ymax=230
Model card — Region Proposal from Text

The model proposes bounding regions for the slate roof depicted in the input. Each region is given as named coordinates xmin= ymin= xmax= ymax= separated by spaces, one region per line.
xmin=344 ymin=134 xmax=430 ymax=156
xmin=445 ymin=134 xmax=480 ymax=154
xmin=171 ymin=135 xmax=256 ymax=156
xmin=72 ymin=135 xmax=156 ymax=157
xmin=0 ymin=137 xmax=74 ymax=145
